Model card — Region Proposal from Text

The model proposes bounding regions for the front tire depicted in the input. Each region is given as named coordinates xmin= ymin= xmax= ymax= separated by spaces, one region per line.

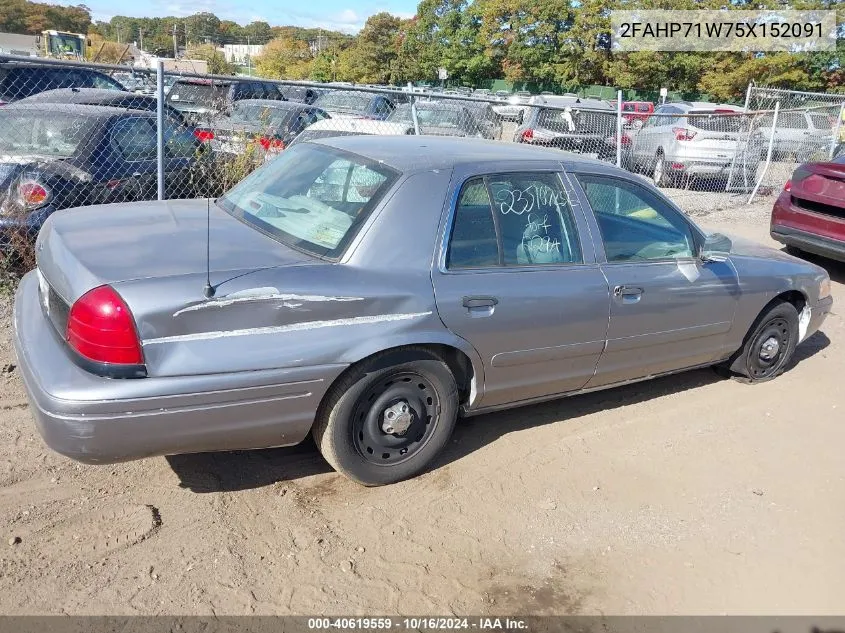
xmin=725 ymin=300 xmax=799 ymax=382
xmin=312 ymin=348 xmax=459 ymax=486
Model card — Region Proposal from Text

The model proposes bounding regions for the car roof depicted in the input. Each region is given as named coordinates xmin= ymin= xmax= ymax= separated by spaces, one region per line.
xmin=314 ymin=135 xmax=605 ymax=172
xmin=306 ymin=118 xmax=412 ymax=134
xmin=234 ymin=99 xmax=304 ymax=109
xmin=17 ymin=87 xmax=144 ymax=104
xmin=0 ymin=102 xmax=151 ymax=117
xmin=530 ymin=94 xmax=613 ymax=109
xmin=172 ymin=78 xmax=233 ymax=86
xmin=673 ymin=101 xmax=741 ymax=111
xmin=0 ymin=61 xmax=105 ymax=73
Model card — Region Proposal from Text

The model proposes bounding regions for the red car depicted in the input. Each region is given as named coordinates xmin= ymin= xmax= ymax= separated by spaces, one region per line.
xmin=771 ymin=155 xmax=845 ymax=262
xmin=619 ymin=101 xmax=654 ymax=127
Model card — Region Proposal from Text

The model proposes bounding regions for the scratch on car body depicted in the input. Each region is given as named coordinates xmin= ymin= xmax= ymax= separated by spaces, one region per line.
xmin=172 ymin=287 xmax=364 ymax=317
xmin=146 ymin=312 xmax=433 ymax=345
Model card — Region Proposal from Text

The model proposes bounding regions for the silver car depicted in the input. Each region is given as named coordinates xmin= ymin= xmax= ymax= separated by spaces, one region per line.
xmin=629 ymin=102 xmax=764 ymax=189
xmin=493 ymin=91 xmax=531 ymax=122
xmin=755 ymin=110 xmax=834 ymax=161
xmin=14 ymin=137 xmax=832 ymax=486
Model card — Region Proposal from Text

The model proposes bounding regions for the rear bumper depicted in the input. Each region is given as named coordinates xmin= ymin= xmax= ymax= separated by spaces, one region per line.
xmin=13 ymin=271 xmax=346 ymax=464
xmin=771 ymin=191 xmax=845 ymax=263
xmin=771 ymin=225 xmax=845 ymax=262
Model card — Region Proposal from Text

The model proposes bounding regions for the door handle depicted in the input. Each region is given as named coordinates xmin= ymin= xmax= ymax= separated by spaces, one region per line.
xmin=613 ymin=285 xmax=643 ymax=298
xmin=462 ymin=296 xmax=498 ymax=309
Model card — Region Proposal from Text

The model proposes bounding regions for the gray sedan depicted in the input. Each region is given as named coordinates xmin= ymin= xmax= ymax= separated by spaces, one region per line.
xmin=13 ymin=137 xmax=833 ymax=486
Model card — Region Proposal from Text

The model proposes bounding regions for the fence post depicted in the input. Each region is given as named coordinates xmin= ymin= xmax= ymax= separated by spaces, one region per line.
xmin=156 ymin=60 xmax=165 ymax=201
xmin=410 ymin=84 xmax=421 ymax=136
xmin=748 ymin=100 xmax=778 ymax=205
xmin=829 ymin=104 xmax=844 ymax=160
xmin=743 ymin=82 xmax=753 ymax=112
xmin=615 ymin=89 xmax=623 ymax=168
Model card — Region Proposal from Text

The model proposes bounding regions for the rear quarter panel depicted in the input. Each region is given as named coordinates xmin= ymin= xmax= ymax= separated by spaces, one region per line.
xmin=119 ymin=169 xmax=476 ymax=380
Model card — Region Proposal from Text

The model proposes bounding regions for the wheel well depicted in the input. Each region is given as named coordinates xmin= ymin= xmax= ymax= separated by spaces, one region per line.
xmin=773 ymin=290 xmax=806 ymax=313
xmin=325 ymin=344 xmax=475 ymax=410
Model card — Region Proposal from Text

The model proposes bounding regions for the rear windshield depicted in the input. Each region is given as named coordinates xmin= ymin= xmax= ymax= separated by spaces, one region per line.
xmin=167 ymin=82 xmax=229 ymax=104
xmin=278 ymin=86 xmax=314 ymax=102
xmin=316 ymin=92 xmax=371 ymax=113
xmin=218 ymin=143 xmax=398 ymax=258
xmin=230 ymin=103 xmax=295 ymax=126
xmin=685 ymin=111 xmax=743 ymax=132
xmin=390 ymin=105 xmax=463 ymax=128
xmin=0 ymin=111 xmax=93 ymax=157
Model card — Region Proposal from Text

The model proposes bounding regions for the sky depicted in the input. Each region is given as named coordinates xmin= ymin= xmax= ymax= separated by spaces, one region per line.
xmin=52 ymin=0 xmax=419 ymax=33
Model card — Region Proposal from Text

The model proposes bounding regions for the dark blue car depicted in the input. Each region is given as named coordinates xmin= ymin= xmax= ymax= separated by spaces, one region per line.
xmin=313 ymin=90 xmax=398 ymax=120
xmin=0 ymin=103 xmax=202 ymax=243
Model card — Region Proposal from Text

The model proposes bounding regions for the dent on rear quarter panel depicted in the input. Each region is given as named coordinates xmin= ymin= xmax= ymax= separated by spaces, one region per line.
xmin=132 ymin=170 xmax=456 ymax=378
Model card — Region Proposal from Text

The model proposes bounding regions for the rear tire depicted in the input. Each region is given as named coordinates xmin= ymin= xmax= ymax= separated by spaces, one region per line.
xmin=724 ymin=300 xmax=799 ymax=383
xmin=652 ymin=152 xmax=670 ymax=187
xmin=312 ymin=348 xmax=459 ymax=486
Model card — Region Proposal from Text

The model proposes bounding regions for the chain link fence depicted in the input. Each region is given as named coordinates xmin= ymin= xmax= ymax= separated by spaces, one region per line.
xmin=2 ymin=53 xmax=844 ymax=254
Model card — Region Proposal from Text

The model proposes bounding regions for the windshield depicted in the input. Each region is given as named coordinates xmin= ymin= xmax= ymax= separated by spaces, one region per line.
xmin=218 ymin=144 xmax=398 ymax=258
xmin=0 ymin=112 xmax=92 ymax=157
xmin=48 ymin=33 xmax=83 ymax=57
xmin=315 ymin=92 xmax=371 ymax=113
xmin=230 ymin=103 xmax=294 ymax=127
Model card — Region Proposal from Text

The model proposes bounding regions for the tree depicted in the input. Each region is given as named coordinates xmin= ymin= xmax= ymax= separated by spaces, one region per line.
xmin=0 ymin=0 xmax=91 ymax=35
xmin=185 ymin=44 xmax=235 ymax=74
xmin=254 ymin=36 xmax=313 ymax=79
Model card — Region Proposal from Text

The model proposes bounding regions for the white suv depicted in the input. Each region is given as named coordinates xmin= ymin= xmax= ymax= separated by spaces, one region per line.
xmin=628 ymin=102 xmax=764 ymax=190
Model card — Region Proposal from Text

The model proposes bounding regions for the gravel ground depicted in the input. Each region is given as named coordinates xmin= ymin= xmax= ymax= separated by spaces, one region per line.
xmin=0 ymin=197 xmax=842 ymax=616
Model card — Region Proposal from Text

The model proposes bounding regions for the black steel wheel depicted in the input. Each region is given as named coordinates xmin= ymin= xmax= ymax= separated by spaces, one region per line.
xmin=745 ymin=316 xmax=791 ymax=379
xmin=351 ymin=370 xmax=441 ymax=465
xmin=313 ymin=348 xmax=458 ymax=486
xmin=725 ymin=300 xmax=799 ymax=383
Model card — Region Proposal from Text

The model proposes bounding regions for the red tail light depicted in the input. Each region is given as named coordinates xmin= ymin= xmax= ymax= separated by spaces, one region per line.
xmin=258 ymin=136 xmax=284 ymax=151
xmin=194 ymin=129 xmax=215 ymax=142
xmin=66 ymin=286 xmax=143 ymax=366
xmin=672 ymin=127 xmax=696 ymax=141
xmin=17 ymin=180 xmax=50 ymax=209
xmin=784 ymin=180 xmax=792 ymax=192
xmin=521 ymin=128 xmax=534 ymax=141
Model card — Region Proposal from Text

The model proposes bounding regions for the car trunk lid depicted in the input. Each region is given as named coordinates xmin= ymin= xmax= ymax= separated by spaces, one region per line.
xmin=790 ymin=161 xmax=845 ymax=219
xmin=36 ymin=197 xmax=318 ymax=306
xmin=682 ymin=110 xmax=746 ymax=161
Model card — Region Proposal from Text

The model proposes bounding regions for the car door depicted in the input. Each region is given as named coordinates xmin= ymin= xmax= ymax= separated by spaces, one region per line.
xmin=107 ymin=116 xmax=159 ymax=201
xmin=573 ymin=173 xmax=740 ymax=388
xmin=431 ymin=168 xmax=611 ymax=409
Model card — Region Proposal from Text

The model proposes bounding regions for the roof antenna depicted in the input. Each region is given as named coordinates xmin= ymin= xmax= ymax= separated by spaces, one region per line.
xmin=202 ymin=197 xmax=216 ymax=298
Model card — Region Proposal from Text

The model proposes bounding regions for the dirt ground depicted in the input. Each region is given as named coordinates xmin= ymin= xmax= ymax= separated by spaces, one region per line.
xmin=0 ymin=198 xmax=843 ymax=616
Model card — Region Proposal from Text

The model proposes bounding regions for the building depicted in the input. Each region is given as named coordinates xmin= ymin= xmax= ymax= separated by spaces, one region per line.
xmin=132 ymin=51 xmax=208 ymax=74
xmin=221 ymin=43 xmax=264 ymax=64
xmin=0 ymin=32 xmax=39 ymax=57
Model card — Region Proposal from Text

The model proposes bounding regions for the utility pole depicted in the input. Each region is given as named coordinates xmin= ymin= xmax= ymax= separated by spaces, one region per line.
xmin=172 ymin=24 xmax=178 ymax=59
xmin=247 ymin=36 xmax=251 ymax=76
xmin=116 ymin=25 xmax=121 ymax=44
xmin=139 ymin=28 xmax=143 ymax=52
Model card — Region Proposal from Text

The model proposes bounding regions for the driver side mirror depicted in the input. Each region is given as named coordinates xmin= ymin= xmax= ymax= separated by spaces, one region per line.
xmin=699 ymin=232 xmax=732 ymax=263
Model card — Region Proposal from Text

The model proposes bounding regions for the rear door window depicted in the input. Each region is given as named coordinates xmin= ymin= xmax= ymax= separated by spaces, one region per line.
xmin=111 ymin=117 xmax=157 ymax=161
